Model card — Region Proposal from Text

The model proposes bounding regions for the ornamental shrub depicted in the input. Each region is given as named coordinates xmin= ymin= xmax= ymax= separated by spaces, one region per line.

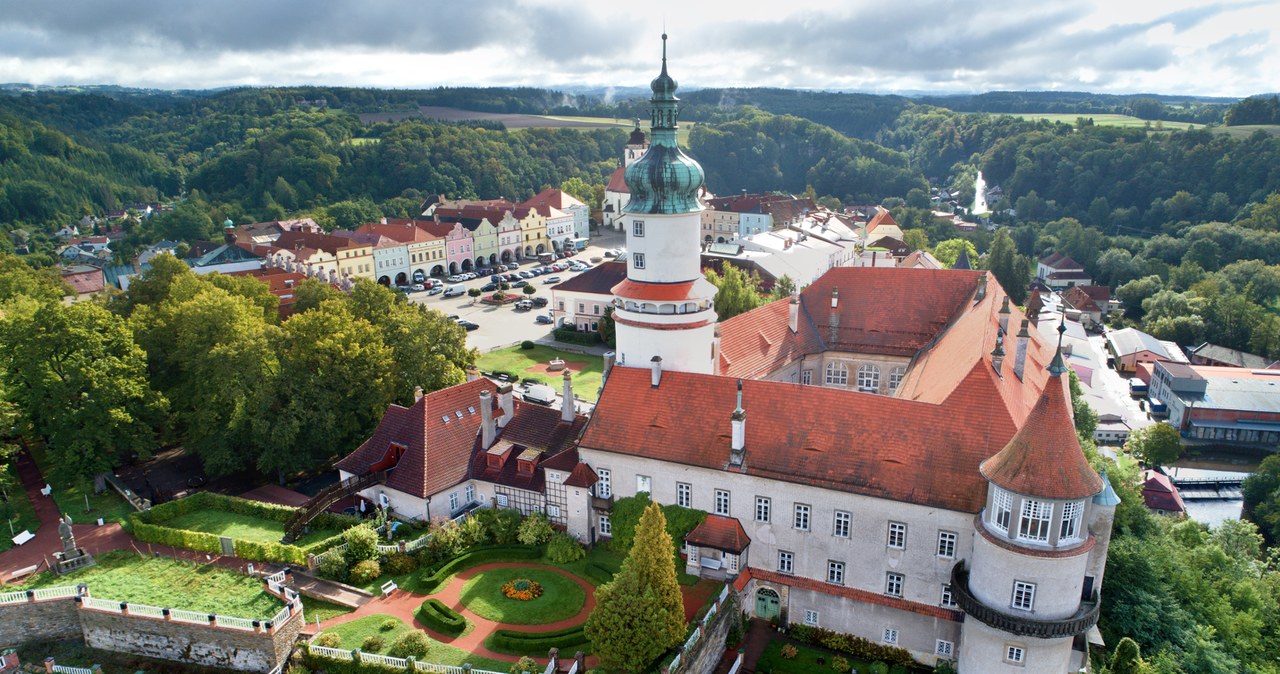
xmin=343 ymin=524 xmax=379 ymax=565
xmin=517 ymin=513 xmax=555 ymax=545
xmin=547 ymin=532 xmax=586 ymax=563
xmin=781 ymin=645 xmax=798 ymax=660
xmin=361 ymin=635 xmax=385 ymax=652
xmin=383 ymin=552 xmax=418 ymax=576
xmin=316 ymin=553 xmax=349 ymax=582
xmin=473 ymin=507 xmax=523 ymax=544
xmin=314 ymin=632 xmax=341 ymax=648
xmin=380 ymin=618 xmax=398 ymax=632
xmin=388 ymin=631 xmax=431 ymax=659
xmin=520 ymin=340 xmax=536 ymax=349
xmin=510 ymin=656 xmax=539 ymax=674
xmin=349 ymin=559 xmax=382 ymax=585
xmin=416 ymin=598 xmax=467 ymax=635
xmin=832 ymin=655 xmax=849 ymax=672
xmin=868 ymin=662 xmax=889 ymax=674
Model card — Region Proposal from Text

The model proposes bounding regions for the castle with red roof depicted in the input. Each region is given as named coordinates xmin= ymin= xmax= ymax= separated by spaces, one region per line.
xmin=333 ymin=37 xmax=1115 ymax=673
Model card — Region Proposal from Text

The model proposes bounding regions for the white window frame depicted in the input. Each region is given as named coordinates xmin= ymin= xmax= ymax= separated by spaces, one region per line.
xmin=633 ymin=252 xmax=645 ymax=269
xmin=496 ymin=493 xmax=508 ymax=507
xmin=941 ymin=584 xmax=957 ymax=608
xmin=857 ymin=364 xmax=880 ymax=391
xmin=992 ymin=487 xmax=1013 ymax=533
xmin=800 ymin=369 xmax=813 ymax=385
xmin=464 ymin=484 xmax=475 ymax=503
xmin=632 ymin=220 xmax=645 ymax=237
xmin=1019 ymin=499 xmax=1052 ymax=542
xmin=824 ymin=361 xmax=848 ymax=386
xmin=937 ymin=530 xmax=957 ymax=558
xmin=936 ymin=640 xmax=954 ymax=658
xmin=1060 ymin=500 xmax=1083 ymax=541
xmin=833 ymin=510 xmax=851 ymax=538
xmin=793 ymin=503 xmax=811 ymax=531
xmin=677 ymin=482 xmax=692 ymax=508
xmin=596 ymin=469 xmax=611 ymax=498
xmin=1011 ymin=581 xmax=1036 ymax=612
xmin=449 ymin=492 xmax=459 ymax=511
xmin=827 ymin=560 xmax=845 ymax=585
xmin=598 ymin=514 xmax=611 ymax=535
xmin=803 ymin=609 xmax=819 ymax=627
xmin=883 ymin=628 xmax=898 ymax=645
xmin=889 ymin=366 xmax=907 ymax=393
xmin=1005 ymin=645 xmax=1025 ymax=665
xmin=636 ymin=474 xmax=651 ymax=494
xmin=755 ymin=496 xmax=771 ymax=523
xmin=778 ymin=550 xmax=794 ymax=575
xmin=887 ymin=521 xmax=907 ymax=549
xmin=714 ymin=489 xmax=731 ymax=516
xmin=547 ymin=505 xmax=560 ymax=518
xmin=885 ymin=572 xmax=903 ymax=597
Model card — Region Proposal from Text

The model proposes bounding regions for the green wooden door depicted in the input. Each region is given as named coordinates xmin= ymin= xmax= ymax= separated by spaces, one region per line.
xmin=755 ymin=588 xmax=780 ymax=619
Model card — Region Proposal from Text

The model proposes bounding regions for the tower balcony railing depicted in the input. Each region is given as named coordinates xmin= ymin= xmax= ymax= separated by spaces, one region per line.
xmin=951 ymin=561 xmax=1100 ymax=639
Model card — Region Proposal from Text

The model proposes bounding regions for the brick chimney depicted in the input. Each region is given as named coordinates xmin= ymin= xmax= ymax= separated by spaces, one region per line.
xmin=1013 ymin=319 xmax=1031 ymax=380
xmin=788 ymin=293 xmax=800 ymax=334
xmin=828 ymin=288 xmax=840 ymax=344
xmin=496 ymin=383 xmax=513 ymax=428
xmin=651 ymin=356 xmax=663 ymax=387
xmin=479 ymin=389 xmax=495 ymax=448
xmin=561 ymin=369 xmax=575 ymax=423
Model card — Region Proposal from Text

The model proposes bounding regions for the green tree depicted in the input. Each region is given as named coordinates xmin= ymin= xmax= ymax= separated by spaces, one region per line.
xmin=586 ymin=501 xmax=686 ymax=672
xmin=0 ymin=301 xmax=169 ymax=486
xmin=1068 ymin=370 xmax=1098 ymax=442
xmin=522 ymin=285 xmax=536 ymax=296
xmin=598 ymin=306 xmax=616 ymax=348
xmin=1108 ymin=637 xmax=1144 ymax=674
xmin=770 ymin=274 xmax=798 ymax=300
xmin=114 ymin=253 xmax=194 ymax=316
xmin=292 ymin=277 xmax=343 ymax=314
xmin=706 ymin=265 xmax=764 ymax=321
xmin=1126 ymin=423 xmax=1182 ymax=467
xmin=984 ymin=229 xmax=1029 ymax=304
xmin=902 ymin=229 xmax=930 ymax=253
xmin=1242 ymin=454 xmax=1280 ymax=543
xmin=0 ymin=253 xmax=69 ymax=303
xmin=934 ymin=239 xmax=979 ymax=268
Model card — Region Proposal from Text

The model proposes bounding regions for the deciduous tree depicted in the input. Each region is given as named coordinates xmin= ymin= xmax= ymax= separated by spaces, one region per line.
xmin=706 ymin=264 xmax=764 ymax=321
xmin=1125 ymin=423 xmax=1182 ymax=467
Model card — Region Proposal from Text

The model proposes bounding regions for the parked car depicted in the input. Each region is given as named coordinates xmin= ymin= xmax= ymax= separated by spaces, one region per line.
xmin=512 ymin=280 xmax=529 ymax=288
xmin=518 ymin=271 xmax=534 ymax=279
xmin=481 ymin=282 xmax=498 ymax=292
xmin=458 ymin=320 xmax=480 ymax=331
xmin=603 ymin=249 xmax=618 ymax=258
xmin=532 ymin=297 xmax=548 ymax=308
xmin=446 ymin=274 xmax=461 ymax=283
xmin=535 ymin=314 xmax=554 ymax=324
xmin=443 ymin=284 xmax=466 ymax=297
xmin=491 ymin=274 xmax=503 ymax=284
xmin=445 ymin=314 xmax=460 ymax=321
xmin=543 ymin=275 xmax=562 ymax=284
xmin=412 ymin=271 xmax=426 ymax=283
xmin=427 ymin=286 xmax=444 ymax=295
xmin=514 ymin=300 xmax=533 ymax=311
xmin=411 ymin=283 xmax=426 ymax=292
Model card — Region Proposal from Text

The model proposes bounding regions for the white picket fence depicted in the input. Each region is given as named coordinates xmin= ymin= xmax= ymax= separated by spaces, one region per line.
xmin=51 ymin=665 xmax=94 ymax=674
xmin=727 ymin=652 xmax=744 ymax=674
xmin=307 ymin=643 xmax=504 ymax=674
xmin=565 ymin=660 xmax=579 ymax=674
xmin=0 ymin=585 xmax=83 ymax=605
xmin=668 ymin=653 xmax=682 ymax=672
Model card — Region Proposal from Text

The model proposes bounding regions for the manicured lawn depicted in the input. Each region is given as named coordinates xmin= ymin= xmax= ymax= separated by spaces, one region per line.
xmin=0 ymin=465 xmax=40 ymax=553
xmin=320 ymin=615 xmax=509 ymax=671
xmin=164 ymin=509 xmax=340 ymax=547
xmin=557 ymin=546 xmax=625 ymax=586
xmin=756 ymin=640 xmax=876 ymax=674
xmin=28 ymin=445 xmax=135 ymax=524
xmin=477 ymin=344 xmax=603 ymax=393
xmin=20 ymin=550 xmax=283 ymax=618
xmin=459 ymin=568 xmax=586 ymax=625
xmin=301 ymin=596 xmax=355 ymax=622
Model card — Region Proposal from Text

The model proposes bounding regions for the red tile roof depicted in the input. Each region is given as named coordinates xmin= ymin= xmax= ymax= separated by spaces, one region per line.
xmin=355 ymin=221 xmax=438 ymax=244
xmin=1141 ymin=470 xmax=1186 ymax=514
xmin=979 ymin=368 xmax=1104 ymax=500
xmin=866 ymin=207 xmax=898 ymax=232
xmin=1062 ymin=286 xmax=1101 ymax=313
xmin=336 ymin=379 xmax=496 ymax=498
xmin=719 ymin=298 xmax=822 ymax=380
xmin=686 ymin=515 xmax=751 ymax=553
xmin=275 ymin=230 xmax=363 ymax=257
xmin=563 ymin=463 xmax=599 ymax=488
xmin=1040 ymin=253 xmax=1083 ymax=271
xmin=606 ymin=166 xmax=628 ymax=193
xmin=582 ymin=366 xmax=1030 ymax=513
xmin=61 ymin=267 xmax=104 ymax=294
xmin=521 ymin=188 xmax=585 ymax=211
xmin=610 ymin=278 xmax=700 ymax=302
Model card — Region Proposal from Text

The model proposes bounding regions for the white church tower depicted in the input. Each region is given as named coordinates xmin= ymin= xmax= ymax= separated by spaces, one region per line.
xmin=611 ymin=35 xmax=719 ymax=374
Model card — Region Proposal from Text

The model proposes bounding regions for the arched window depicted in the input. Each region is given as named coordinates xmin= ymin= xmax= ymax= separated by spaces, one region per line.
xmin=824 ymin=362 xmax=848 ymax=386
xmin=1018 ymin=499 xmax=1052 ymax=542
xmin=888 ymin=366 xmax=907 ymax=393
xmin=857 ymin=365 xmax=880 ymax=392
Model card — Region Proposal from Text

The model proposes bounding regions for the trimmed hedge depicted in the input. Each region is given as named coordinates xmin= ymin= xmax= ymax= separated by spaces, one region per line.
xmin=126 ymin=491 xmax=362 ymax=565
xmin=583 ymin=563 xmax=614 ymax=585
xmin=416 ymin=598 xmax=467 ymax=636
xmin=415 ymin=544 xmax=543 ymax=594
xmin=486 ymin=625 xmax=591 ymax=656
xmin=786 ymin=624 xmax=917 ymax=669
xmin=552 ymin=325 xmax=601 ymax=346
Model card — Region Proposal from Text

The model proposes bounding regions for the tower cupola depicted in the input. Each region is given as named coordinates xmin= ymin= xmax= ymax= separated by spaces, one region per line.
xmin=623 ymin=34 xmax=705 ymax=215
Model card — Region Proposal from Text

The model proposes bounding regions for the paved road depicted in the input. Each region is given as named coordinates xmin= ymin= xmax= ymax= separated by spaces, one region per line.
xmin=407 ymin=229 xmax=627 ymax=353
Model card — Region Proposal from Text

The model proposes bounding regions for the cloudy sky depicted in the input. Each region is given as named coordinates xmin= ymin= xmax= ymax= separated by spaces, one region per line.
xmin=1 ymin=0 xmax=1276 ymax=97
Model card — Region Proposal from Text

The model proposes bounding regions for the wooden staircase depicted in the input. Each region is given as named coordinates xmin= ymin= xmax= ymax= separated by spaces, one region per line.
xmin=282 ymin=471 xmax=387 ymax=543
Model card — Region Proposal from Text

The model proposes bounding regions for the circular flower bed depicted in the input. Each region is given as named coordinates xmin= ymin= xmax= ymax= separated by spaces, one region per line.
xmin=501 ymin=578 xmax=543 ymax=601
xmin=460 ymin=567 xmax=587 ymax=625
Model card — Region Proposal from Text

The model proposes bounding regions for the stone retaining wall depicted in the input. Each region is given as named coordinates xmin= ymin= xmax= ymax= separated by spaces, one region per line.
xmin=0 ymin=597 xmax=81 ymax=645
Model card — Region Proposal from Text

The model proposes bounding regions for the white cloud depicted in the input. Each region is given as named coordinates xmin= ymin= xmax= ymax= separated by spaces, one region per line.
xmin=0 ymin=0 xmax=1275 ymax=96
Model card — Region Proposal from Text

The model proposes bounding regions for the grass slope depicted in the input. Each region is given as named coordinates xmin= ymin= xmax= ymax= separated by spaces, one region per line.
xmin=28 ymin=445 xmax=135 ymax=524
xmin=1010 ymin=113 xmax=1197 ymax=129
xmin=321 ymin=614 xmax=509 ymax=671
xmin=477 ymin=344 xmax=603 ymax=392
xmin=0 ymin=465 xmax=40 ymax=553
xmin=164 ymin=509 xmax=340 ymax=547
xmin=20 ymin=550 xmax=283 ymax=618
xmin=459 ymin=568 xmax=586 ymax=625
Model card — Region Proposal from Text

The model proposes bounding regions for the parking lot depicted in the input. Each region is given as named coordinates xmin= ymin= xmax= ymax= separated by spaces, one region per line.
xmin=406 ymin=229 xmax=626 ymax=353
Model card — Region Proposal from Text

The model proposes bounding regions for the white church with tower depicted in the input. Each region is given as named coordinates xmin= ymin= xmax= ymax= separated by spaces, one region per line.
xmin=336 ymin=35 xmax=1115 ymax=673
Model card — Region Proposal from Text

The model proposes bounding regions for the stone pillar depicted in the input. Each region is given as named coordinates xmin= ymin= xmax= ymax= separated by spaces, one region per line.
xmin=43 ymin=657 xmax=54 ymax=674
